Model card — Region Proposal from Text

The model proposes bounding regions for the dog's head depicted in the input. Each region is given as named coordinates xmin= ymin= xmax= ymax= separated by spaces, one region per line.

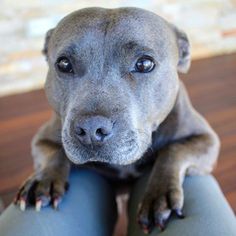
xmin=43 ymin=7 xmax=191 ymax=165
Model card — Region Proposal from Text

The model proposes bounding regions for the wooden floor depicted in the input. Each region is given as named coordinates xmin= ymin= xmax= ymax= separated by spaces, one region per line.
xmin=0 ymin=53 xmax=236 ymax=215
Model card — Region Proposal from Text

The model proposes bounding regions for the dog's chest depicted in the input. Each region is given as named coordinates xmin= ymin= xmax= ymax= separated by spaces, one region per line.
xmin=82 ymin=151 xmax=156 ymax=181
xmin=110 ymin=164 xmax=142 ymax=179
xmin=82 ymin=162 xmax=144 ymax=181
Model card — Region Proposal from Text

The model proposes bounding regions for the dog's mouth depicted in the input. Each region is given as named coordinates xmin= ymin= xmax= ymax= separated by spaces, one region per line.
xmin=62 ymin=126 xmax=146 ymax=165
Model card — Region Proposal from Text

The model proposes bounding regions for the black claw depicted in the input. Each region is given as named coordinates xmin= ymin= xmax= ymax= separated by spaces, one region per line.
xmin=155 ymin=218 xmax=166 ymax=232
xmin=137 ymin=215 xmax=153 ymax=234
xmin=142 ymin=226 xmax=151 ymax=234
xmin=158 ymin=224 xmax=166 ymax=232
xmin=64 ymin=182 xmax=70 ymax=191
xmin=174 ymin=209 xmax=185 ymax=219
xmin=137 ymin=221 xmax=151 ymax=234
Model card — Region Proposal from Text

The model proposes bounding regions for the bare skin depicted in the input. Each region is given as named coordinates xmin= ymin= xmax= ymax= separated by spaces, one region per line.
xmin=15 ymin=7 xmax=220 ymax=234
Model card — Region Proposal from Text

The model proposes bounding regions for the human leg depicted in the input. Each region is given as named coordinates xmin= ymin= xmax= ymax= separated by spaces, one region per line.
xmin=127 ymin=174 xmax=236 ymax=236
xmin=0 ymin=169 xmax=117 ymax=236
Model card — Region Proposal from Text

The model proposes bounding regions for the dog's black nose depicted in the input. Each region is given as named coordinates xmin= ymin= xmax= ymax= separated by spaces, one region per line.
xmin=75 ymin=116 xmax=114 ymax=145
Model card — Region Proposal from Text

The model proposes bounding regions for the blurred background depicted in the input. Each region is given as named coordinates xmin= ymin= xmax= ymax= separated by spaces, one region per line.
xmin=0 ymin=0 xmax=236 ymax=96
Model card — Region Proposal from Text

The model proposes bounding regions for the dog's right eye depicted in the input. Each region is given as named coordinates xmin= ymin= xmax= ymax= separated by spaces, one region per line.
xmin=56 ymin=57 xmax=73 ymax=74
xmin=135 ymin=56 xmax=155 ymax=73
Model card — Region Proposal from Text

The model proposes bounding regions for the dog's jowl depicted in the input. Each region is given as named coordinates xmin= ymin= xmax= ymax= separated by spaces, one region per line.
xmin=15 ymin=7 xmax=220 ymax=233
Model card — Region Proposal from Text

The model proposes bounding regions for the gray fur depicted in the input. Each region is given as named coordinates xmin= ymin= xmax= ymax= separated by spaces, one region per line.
xmin=16 ymin=7 xmax=220 ymax=233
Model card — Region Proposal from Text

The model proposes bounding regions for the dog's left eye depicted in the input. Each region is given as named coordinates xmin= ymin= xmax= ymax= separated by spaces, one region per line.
xmin=56 ymin=56 xmax=73 ymax=74
xmin=135 ymin=56 xmax=155 ymax=73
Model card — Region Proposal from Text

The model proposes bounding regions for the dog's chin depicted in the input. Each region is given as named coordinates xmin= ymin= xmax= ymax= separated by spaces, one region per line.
xmin=65 ymin=148 xmax=142 ymax=165
xmin=62 ymin=131 xmax=148 ymax=165
xmin=63 ymin=142 xmax=142 ymax=165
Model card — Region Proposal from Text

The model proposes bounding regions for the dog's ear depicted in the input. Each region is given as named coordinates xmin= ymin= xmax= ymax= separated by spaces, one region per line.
xmin=42 ymin=28 xmax=54 ymax=59
xmin=171 ymin=25 xmax=191 ymax=73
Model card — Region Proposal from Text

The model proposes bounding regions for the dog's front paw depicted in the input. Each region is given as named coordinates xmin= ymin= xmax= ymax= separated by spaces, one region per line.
xmin=137 ymin=182 xmax=184 ymax=234
xmin=14 ymin=170 xmax=69 ymax=211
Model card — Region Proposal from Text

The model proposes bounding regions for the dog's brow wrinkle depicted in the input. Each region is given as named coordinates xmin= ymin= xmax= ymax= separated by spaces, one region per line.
xmin=122 ymin=41 xmax=155 ymax=55
xmin=58 ymin=43 xmax=82 ymax=59
xmin=124 ymin=41 xmax=139 ymax=50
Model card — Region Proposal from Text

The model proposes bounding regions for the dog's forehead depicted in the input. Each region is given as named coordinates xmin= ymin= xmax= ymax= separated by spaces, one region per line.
xmin=51 ymin=8 xmax=174 ymax=54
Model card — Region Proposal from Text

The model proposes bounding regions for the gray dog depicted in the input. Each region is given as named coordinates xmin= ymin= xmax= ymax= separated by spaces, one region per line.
xmin=15 ymin=7 xmax=220 ymax=234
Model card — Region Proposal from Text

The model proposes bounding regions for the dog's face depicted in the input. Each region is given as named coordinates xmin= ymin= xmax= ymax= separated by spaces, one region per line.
xmin=44 ymin=7 xmax=190 ymax=165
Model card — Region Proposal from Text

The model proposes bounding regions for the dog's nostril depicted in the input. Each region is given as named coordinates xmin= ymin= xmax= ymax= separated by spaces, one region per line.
xmin=96 ymin=128 xmax=103 ymax=137
xmin=77 ymin=127 xmax=86 ymax=136
xmin=95 ymin=128 xmax=109 ymax=138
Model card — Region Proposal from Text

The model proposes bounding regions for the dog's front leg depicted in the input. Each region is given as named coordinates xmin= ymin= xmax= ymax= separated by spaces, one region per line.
xmin=15 ymin=114 xmax=71 ymax=211
xmin=137 ymin=131 xmax=219 ymax=234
